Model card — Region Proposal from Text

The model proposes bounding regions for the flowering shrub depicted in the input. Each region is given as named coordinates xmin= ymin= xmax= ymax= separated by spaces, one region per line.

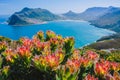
xmin=0 ymin=30 xmax=120 ymax=80
xmin=56 ymin=59 xmax=81 ymax=80
xmin=0 ymin=66 xmax=10 ymax=80
xmin=35 ymin=31 xmax=44 ymax=42
xmin=94 ymin=60 xmax=110 ymax=77
xmin=0 ymin=41 xmax=7 ymax=53
xmin=2 ymin=48 xmax=17 ymax=64
xmin=106 ymin=51 xmax=120 ymax=62
xmin=84 ymin=74 xmax=98 ymax=80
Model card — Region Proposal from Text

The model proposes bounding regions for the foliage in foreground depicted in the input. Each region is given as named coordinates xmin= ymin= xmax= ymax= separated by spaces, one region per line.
xmin=0 ymin=30 xmax=120 ymax=80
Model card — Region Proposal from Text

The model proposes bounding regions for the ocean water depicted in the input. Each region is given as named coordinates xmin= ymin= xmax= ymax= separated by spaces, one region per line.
xmin=0 ymin=17 xmax=114 ymax=48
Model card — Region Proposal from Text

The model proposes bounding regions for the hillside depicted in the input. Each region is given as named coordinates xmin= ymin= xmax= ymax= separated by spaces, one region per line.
xmin=62 ymin=6 xmax=120 ymax=33
xmin=88 ymin=39 xmax=120 ymax=50
xmin=8 ymin=7 xmax=62 ymax=26
xmin=97 ymin=33 xmax=120 ymax=41
xmin=90 ymin=7 xmax=120 ymax=32
xmin=78 ymin=7 xmax=109 ymax=21
xmin=88 ymin=33 xmax=120 ymax=50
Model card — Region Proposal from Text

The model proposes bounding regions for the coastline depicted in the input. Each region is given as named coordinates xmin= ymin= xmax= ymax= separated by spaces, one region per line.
xmin=7 ymin=21 xmax=47 ymax=26
xmin=7 ymin=19 xmax=88 ymax=26
xmin=0 ymin=18 xmax=117 ymax=48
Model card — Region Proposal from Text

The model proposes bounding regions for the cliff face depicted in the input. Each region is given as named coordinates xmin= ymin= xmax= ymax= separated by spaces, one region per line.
xmin=8 ymin=7 xmax=62 ymax=26
xmin=8 ymin=14 xmax=29 ymax=25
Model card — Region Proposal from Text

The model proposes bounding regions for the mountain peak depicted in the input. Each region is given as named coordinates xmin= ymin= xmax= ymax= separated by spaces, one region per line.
xmin=63 ymin=10 xmax=77 ymax=15
xmin=68 ymin=10 xmax=73 ymax=12
xmin=66 ymin=10 xmax=76 ymax=14
xmin=22 ymin=7 xmax=31 ymax=12
xmin=109 ymin=6 xmax=114 ymax=8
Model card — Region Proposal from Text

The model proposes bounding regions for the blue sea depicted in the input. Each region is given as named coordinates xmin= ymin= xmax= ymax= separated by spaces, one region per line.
xmin=0 ymin=16 xmax=114 ymax=48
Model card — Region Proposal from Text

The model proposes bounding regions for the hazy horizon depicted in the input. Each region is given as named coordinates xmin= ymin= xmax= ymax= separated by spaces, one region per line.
xmin=0 ymin=0 xmax=120 ymax=15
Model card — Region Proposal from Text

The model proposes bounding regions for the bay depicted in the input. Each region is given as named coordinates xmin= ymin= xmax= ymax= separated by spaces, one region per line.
xmin=0 ymin=17 xmax=114 ymax=48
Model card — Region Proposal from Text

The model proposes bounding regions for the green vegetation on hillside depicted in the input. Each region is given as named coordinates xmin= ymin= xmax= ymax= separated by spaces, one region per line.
xmin=88 ymin=39 xmax=120 ymax=50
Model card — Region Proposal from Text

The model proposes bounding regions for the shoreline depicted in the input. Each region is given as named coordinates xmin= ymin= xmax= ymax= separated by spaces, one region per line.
xmin=7 ymin=21 xmax=47 ymax=26
xmin=0 ymin=19 xmax=117 ymax=48
xmin=7 ymin=19 xmax=88 ymax=26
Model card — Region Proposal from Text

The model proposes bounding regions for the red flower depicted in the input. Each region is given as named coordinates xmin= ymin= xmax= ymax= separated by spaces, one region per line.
xmin=105 ymin=72 xmax=120 ymax=80
xmin=66 ymin=59 xmax=81 ymax=73
xmin=45 ymin=54 xmax=59 ymax=68
xmin=80 ymin=57 xmax=90 ymax=67
xmin=50 ymin=38 xmax=59 ymax=45
xmin=0 ymin=41 xmax=7 ymax=50
xmin=72 ymin=49 xmax=81 ymax=60
xmin=85 ymin=50 xmax=99 ymax=61
xmin=95 ymin=60 xmax=110 ymax=76
xmin=41 ymin=42 xmax=50 ymax=50
xmin=110 ymin=62 xmax=120 ymax=71
xmin=55 ymin=49 xmax=65 ymax=63
xmin=32 ymin=55 xmax=47 ymax=68
xmin=4 ymin=49 xmax=17 ymax=63
xmin=84 ymin=74 xmax=98 ymax=80
xmin=17 ymin=46 xmax=31 ymax=58
xmin=20 ymin=38 xmax=32 ymax=47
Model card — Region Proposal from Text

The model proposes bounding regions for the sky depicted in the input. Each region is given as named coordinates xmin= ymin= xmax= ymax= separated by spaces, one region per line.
xmin=0 ymin=0 xmax=120 ymax=15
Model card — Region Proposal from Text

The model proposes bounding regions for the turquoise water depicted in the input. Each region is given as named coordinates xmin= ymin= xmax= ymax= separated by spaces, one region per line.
xmin=0 ymin=17 xmax=114 ymax=48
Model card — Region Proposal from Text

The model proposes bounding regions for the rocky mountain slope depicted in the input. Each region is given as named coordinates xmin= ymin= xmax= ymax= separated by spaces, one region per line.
xmin=8 ymin=7 xmax=62 ymax=26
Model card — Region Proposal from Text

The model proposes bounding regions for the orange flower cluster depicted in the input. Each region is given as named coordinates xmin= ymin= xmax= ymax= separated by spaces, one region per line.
xmin=84 ymin=74 xmax=98 ymax=80
xmin=45 ymin=54 xmax=60 ymax=68
xmin=20 ymin=38 xmax=33 ymax=47
xmin=95 ymin=60 xmax=110 ymax=76
xmin=85 ymin=50 xmax=99 ymax=61
xmin=32 ymin=49 xmax=64 ymax=70
xmin=66 ymin=59 xmax=81 ymax=73
xmin=36 ymin=31 xmax=44 ymax=41
xmin=105 ymin=71 xmax=120 ymax=80
xmin=0 ymin=41 xmax=7 ymax=51
xmin=110 ymin=62 xmax=120 ymax=71
xmin=80 ymin=57 xmax=91 ymax=68
xmin=80 ymin=50 xmax=99 ymax=68
xmin=17 ymin=46 xmax=31 ymax=58
xmin=3 ymin=49 xmax=17 ymax=63
xmin=46 ymin=30 xmax=56 ymax=40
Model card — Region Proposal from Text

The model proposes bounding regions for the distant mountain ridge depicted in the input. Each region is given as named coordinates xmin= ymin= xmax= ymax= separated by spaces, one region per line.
xmin=89 ymin=6 xmax=120 ymax=32
xmin=8 ymin=6 xmax=120 ymax=32
xmin=63 ymin=6 xmax=120 ymax=33
xmin=79 ymin=6 xmax=120 ymax=20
